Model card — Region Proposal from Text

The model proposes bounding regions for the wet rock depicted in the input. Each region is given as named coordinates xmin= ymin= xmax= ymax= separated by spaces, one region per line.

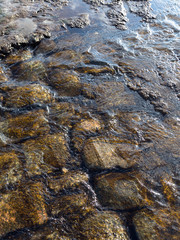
xmin=96 ymin=81 xmax=136 ymax=111
xmin=0 ymin=109 xmax=50 ymax=143
xmin=5 ymin=50 xmax=32 ymax=65
xmin=49 ymin=102 xmax=75 ymax=127
xmin=12 ymin=59 xmax=47 ymax=82
xmin=83 ymin=0 xmax=105 ymax=7
xmin=2 ymin=84 xmax=54 ymax=108
xmin=50 ymin=192 xmax=97 ymax=230
xmin=72 ymin=118 xmax=102 ymax=152
xmin=47 ymin=70 xmax=81 ymax=96
xmin=127 ymin=1 xmax=156 ymax=21
xmin=0 ymin=182 xmax=48 ymax=238
xmin=75 ymin=66 xmax=115 ymax=75
xmin=47 ymin=49 xmax=85 ymax=69
xmin=132 ymin=208 xmax=180 ymax=240
xmin=0 ymin=66 xmax=8 ymax=82
xmin=22 ymin=133 xmax=70 ymax=177
xmin=48 ymin=170 xmax=89 ymax=194
xmin=83 ymin=137 xmax=141 ymax=170
xmin=94 ymin=172 xmax=148 ymax=210
xmin=34 ymin=39 xmax=57 ymax=55
xmin=80 ymin=211 xmax=130 ymax=240
xmin=65 ymin=14 xmax=90 ymax=28
xmin=0 ymin=151 xmax=23 ymax=190
xmin=106 ymin=1 xmax=128 ymax=30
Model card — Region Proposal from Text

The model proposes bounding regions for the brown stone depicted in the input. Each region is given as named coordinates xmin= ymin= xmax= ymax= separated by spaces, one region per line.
xmin=0 ymin=66 xmax=8 ymax=82
xmin=75 ymin=66 xmax=115 ymax=75
xmin=94 ymin=172 xmax=149 ymax=210
xmin=5 ymin=50 xmax=32 ymax=65
xmin=47 ymin=70 xmax=81 ymax=96
xmin=133 ymin=208 xmax=180 ymax=240
xmin=0 ymin=182 xmax=48 ymax=238
xmin=83 ymin=137 xmax=140 ymax=170
xmin=80 ymin=211 xmax=130 ymax=240
xmin=3 ymin=84 xmax=54 ymax=108
xmin=0 ymin=109 xmax=50 ymax=143
xmin=0 ymin=151 xmax=23 ymax=189
xmin=13 ymin=60 xmax=47 ymax=82
xmin=49 ymin=102 xmax=75 ymax=127
xmin=50 ymin=192 xmax=96 ymax=230
xmin=23 ymin=133 xmax=70 ymax=177
xmin=48 ymin=170 xmax=89 ymax=193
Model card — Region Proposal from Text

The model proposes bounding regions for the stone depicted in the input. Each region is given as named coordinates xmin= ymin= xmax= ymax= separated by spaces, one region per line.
xmin=22 ymin=133 xmax=70 ymax=177
xmin=75 ymin=66 xmax=115 ymax=75
xmin=72 ymin=118 xmax=102 ymax=152
xmin=50 ymin=192 xmax=96 ymax=230
xmin=83 ymin=137 xmax=141 ymax=170
xmin=0 ymin=109 xmax=50 ymax=143
xmin=5 ymin=50 xmax=32 ymax=65
xmin=48 ymin=170 xmax=89 ymax=193
xmin=0 ymin=66 xmax=8 ymax=82
xmin=47 ymin=70 xmax=81 ymax=96
xmin=0 ymin=151 xmax=23 ymax=189
xmin=12 ymin=60 xmax=47 ymax=82
xmin=0 ymin=182 xmax=48 ymax=238
xmin=34 ymin=39 xmax=57 ymax=55
xmin=2 ymin=84 xmax=54 ymax=108
xmin=65 ymin=14 xmax=90 ymax=28
xmin=49 ymin=102 xmax=75 ymax=127
xmin=133 ymin=208 xmax=180 ymax=240
xmin=94 ymin=172 xmax=149 ymax=210
xmin=80 ymin=211 xmax=130 ymax=240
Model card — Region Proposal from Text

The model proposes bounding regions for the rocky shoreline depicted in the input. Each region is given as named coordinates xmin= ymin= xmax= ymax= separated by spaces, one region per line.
xmin=0 ymin=0 xmax=179 ymax=239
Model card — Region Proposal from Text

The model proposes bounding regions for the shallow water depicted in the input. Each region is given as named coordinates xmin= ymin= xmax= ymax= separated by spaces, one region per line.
xmin=0 ymin=0 xmax=180 ymax=239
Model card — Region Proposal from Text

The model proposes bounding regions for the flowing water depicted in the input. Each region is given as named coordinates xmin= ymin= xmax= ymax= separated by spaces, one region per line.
xmin=0 ymin=0 xmax=179 ymax=239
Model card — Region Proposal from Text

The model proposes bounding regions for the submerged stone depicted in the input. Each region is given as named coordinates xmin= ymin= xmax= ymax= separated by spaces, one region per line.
xmin=83 ymin=137 xmax=140 ymax=170
xmin=0 ymin=182 xmax=48 ymax=238
xmin=133 ymin=208 xmax=180 ymax=240
xmin=5 ymin=50 xmax=32 ymax=65
xmin=94 ymin=172 xmax=149 ymax=210
xmin=12 ymin=60 xmax=47 ymax=82
xmin=0 ymin=66 xmax=8 ymax=82
xmin=75 ymin=66 xmax=115 ymax=75
xmin=49 ymin=102 xmax=75 ymax=127
xmin=23 ymin=133 xmax=70 ymax=177
xmin=0 ymin=151 xmax=23 ymax=189
xmin=80 ymin=211 xmax=130 ymax=240
xmin=47 ymin=70 xmax=81 ymax=96
xmin=65 ymin=14 xmax=90 ymax=28
xmin=2 ymin=84 xmax=54 ymax=108
xmin=50 ymin=191 xmax=96 ymax=230
xmin=48 ymin=170 xmax=89 ymax=193
xmin=0 ymin=110 xmax=50 ymax=143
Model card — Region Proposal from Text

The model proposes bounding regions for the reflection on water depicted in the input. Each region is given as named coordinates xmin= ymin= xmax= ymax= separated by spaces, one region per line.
xmin=0 ymin=0 xmax=180 ymax=239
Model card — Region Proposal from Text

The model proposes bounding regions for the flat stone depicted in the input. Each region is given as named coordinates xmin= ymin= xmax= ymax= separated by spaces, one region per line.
xmin=80 ymin=211 xmax=130 ymax=240
xmin=0 ymin=110 xmax=50 ymax=143
xmin=0 ymin=151 xmax=23 ymax=189
xmin=12 ymin=60 xmax=47 ymax=82
xmin=47 ymin=69 xmax=81 ymax=96
xmin=49 ymin=102 xmax=75 ymax=127
xmin=133 ymin=208 xmax=180 ymax=240
xmin=94 ymin=172 xmax=148 ymax=210
xmin=5 ymin=50 xmax=32 ymax=65
xmin=0 ymin=66 xmax=8 ymax=82
xmin=2 ymin=84 xmax=54 ymax=108
xmin=83 ymin=137 xmax=141 ymax=170
xmin=50 ymin=192 xmax=96 ymax=230
xmin=0 ymin=182 xmax=48 ymax=238
xmin=22 ymin=133 xmax=70 ymax=177
xmin=48 ymin=170 xmax=89 ymax=193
